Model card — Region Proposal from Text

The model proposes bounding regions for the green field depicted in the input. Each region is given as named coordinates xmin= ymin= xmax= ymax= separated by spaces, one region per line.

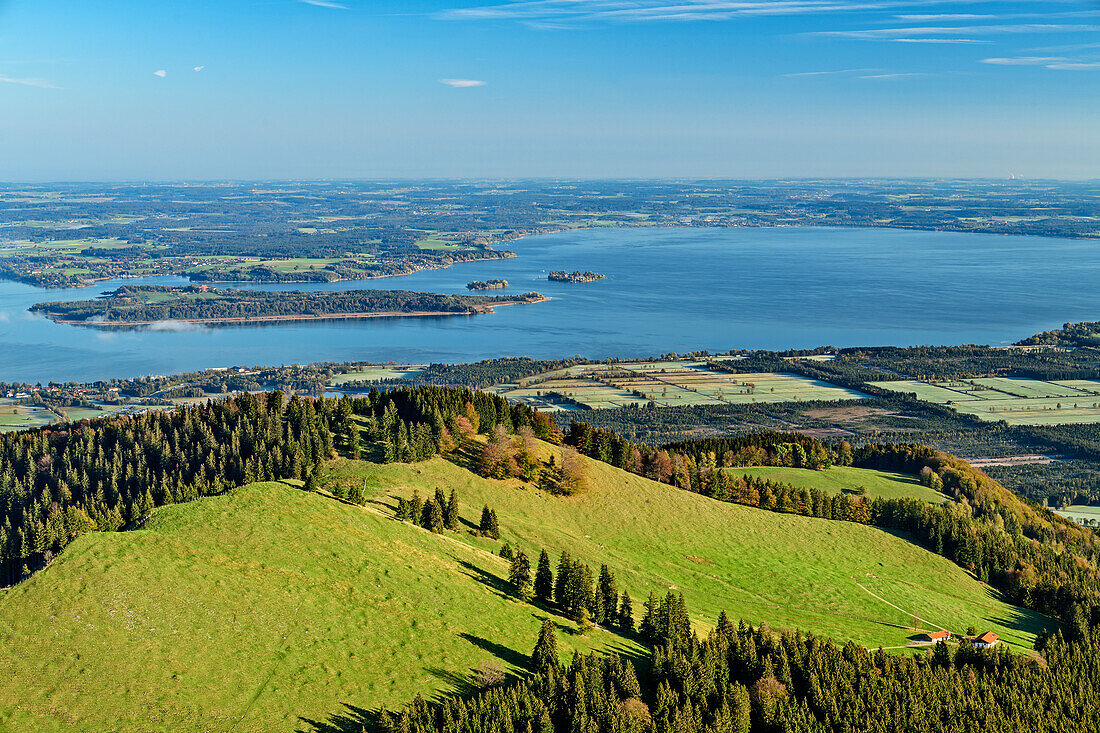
xmin=0 ymin=401 xmax=58 ymax=432
xmin=358 ymin=449 xmax=1051 ymax=650
xmin=500 ymin=362 xmax=866 ymax=410
xmin=730 ymin=465 xmax=947 ymax=504
xmin=1055 ymin=505 xmax=1100 ymax=526
xmin=0 ymin=482 xmax=637 ymax=733
xmin=871 ymin=378 xmax=1100 ymax=425
xmin=329 ymin=365 xmax=427 ymax=385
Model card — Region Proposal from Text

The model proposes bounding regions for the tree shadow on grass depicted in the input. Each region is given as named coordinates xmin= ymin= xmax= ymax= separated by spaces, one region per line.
xmin=455 ymin=558 xmax=514 ymax=600
xmin=297 ymin=702 xmax=375 ymax=733
xmin=367 ymin=495 xmax=398 ymax=514
xmin=442 ymin=441 xmax=481 ymax=473
xmin=425 ymin=666 xmax=477 ymax=698
xmin=460 ymin=632 xmax=530 ymax=670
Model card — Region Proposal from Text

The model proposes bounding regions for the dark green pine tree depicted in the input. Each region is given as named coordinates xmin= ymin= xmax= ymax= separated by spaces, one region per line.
xmin=617 ymin=591 xmax=634 ymax=632
xmin=428 ymin=498 xmax=445 ymax=533
xmin=530 ymin=619 xmax=558 ymax=673
xmin=640 ymin=592 xmax=658 ymax=641
xmin=345 ymin=417 xmax=360 ymax=459
xmin=534 ymin=549 xmax=554 ymax=603
xmin=554 ymin=550 xmax=572 ymax=607
xmin=479 ymin=505 xmax=500 ymax=539
xmin=510 ymin=550 xmax=532 ymax=600
xmin=597 ymin=565 xmax=617 ymax=625
xmin=444 ymin=489 xmax=459 ymax=530
xmin=347 ymin=483 xmax=364 ymax=505
xmin=409 ymin=490 xmax=423 ymax=526
xmin=420 ymin=497 xmax=437 ymax=530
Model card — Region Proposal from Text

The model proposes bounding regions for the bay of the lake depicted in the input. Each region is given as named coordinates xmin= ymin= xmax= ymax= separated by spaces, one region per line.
xmin=1 ymin=226 xmax=1099 ymax=383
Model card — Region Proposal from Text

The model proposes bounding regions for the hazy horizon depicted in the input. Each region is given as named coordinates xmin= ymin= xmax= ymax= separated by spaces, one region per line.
xmin=2 ymin=0 xmax=1099 ymax=180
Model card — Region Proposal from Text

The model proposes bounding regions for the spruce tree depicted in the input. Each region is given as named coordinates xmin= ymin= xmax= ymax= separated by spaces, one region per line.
xmin=428 ymin=499 xmax=445 ymax=533
xmin=347 ymin=483 xmax=364 ymax=505
xmin=479 ymin=505 xmax=500 ymax=539
xmin=534 ymin=549 xmax=554 ymax=603
xmin=617 ymin=591 xmax=634 ymax=632
xmin=346 ymin=418 xmax=360 ymax=459
xmin=509 ymin=550 xmax=532 ymax=600
xmin=444 ymin=489 xmax=459 ymax=530
xmin=640 ymin=592 xmax=658 ymax=640
xmin=597 ymin=565 xmax=617 ymax=625
xmin=410 ymin=490 xmax=423 ymax=526
xmin=531 ymin=619 xmax=558 ymax=673
xmin=554 ymin=550 xmax=572 ymax=607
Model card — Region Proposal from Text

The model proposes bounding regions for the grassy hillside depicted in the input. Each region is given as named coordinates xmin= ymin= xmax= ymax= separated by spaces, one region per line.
xmin=354 ymin=451 xmax=1052 ymax=650
xmin=0 ymin=482 xmax=639 ymax=733
xmin=729 ymin=465 xmax=947 ymax=503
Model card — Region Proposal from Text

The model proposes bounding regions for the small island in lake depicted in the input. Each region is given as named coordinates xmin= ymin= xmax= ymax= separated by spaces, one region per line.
xmin=467 ymin=279 xmax=509 ymax=290
xmin=31 ymin=285 xmax=546 ymax=328
xmin=548 ymin=270 xmax=605 ymax=283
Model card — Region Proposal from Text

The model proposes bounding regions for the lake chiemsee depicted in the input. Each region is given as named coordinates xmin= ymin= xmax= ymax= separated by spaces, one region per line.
xmin=2 ymin=226 xmax=1100 ymax=383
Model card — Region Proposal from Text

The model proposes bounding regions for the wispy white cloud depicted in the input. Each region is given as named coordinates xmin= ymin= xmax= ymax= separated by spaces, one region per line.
xmin=442 ymin=1 xmax=1100 ymax=26
xmin=893 ymin=14 xmax=992 ymax=21
xmin=784 ymin=67 xmax=878 ymax=76
xmin=813 ymin=24 xmax=1100 ymax=40
xmin=0 ymin=74 xmax=63 ymax=89
xmin=299 ymin=0 xmax=348 ymax=8
xmin=859 ymin=72 xmax=927 ymax=79
xmin=982 ymin=56 xmax=1067 ymax=65
xmin=1046 ymin=61 xmax=1100 ymax=70
xmin=891 ymin=37 xmax=989 ymax=43
xmin=153 ymin=69 xmax=167 ymax=78
xmin=439 ymin=78 xmax=487 ymax=87
xmin=983 ymin=55 xmax=1100 ymax=70
xmin=194 ymin=65 xmax=206 ymax=72
xmin=442 ymin=0 xmax=986 ymax=24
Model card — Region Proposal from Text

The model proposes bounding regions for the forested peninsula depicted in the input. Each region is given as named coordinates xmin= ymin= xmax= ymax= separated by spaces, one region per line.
xmin=30 ymin=285 xmax=546 ymax=327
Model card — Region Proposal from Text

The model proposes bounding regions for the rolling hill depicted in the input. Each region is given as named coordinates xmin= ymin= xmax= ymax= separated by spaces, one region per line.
xmin=351 ymin=448 xmax=1052 ymax=650
xmin=0 ymin=443 xmax=1056 ymax=732
xmin=0 ymin=482 xmax=639 ymax=733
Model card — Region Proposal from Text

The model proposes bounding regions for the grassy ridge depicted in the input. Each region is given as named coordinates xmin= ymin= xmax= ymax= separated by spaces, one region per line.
xmin=356 ymin=452 xmax=1052 ymax=649
xmin=0 ymin=482 xmax=638 ymax=733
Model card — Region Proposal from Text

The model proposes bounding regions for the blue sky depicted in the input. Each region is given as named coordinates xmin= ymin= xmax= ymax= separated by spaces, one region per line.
xmin=0 ymin=0 xmax=1098 ymax=179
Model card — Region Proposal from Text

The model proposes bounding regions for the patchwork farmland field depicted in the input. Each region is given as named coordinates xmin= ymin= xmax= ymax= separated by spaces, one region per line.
xmin=0 ymin=401 xmax=57 ymax=432
xmin=871 ymin=377 xmax=1100 ymax=425
xmin=498 ymin=361 xmax=866 ymax=411
xmin=329 ymin=365 xmax=427 ymax=384
xmin=1055 ymin=505 xmax=1100 ymax=526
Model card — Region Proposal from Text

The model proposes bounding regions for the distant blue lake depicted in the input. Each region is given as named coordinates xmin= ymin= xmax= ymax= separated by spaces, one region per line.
xmin=2 ymin=226 xmax=1099 ymax=383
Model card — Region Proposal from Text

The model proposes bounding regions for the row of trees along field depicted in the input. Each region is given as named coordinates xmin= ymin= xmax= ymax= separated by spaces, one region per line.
xmin=0 ymin=385 xmax=552 ymax=585
xmin=564 ymin=422 xmax=1100 ymax=620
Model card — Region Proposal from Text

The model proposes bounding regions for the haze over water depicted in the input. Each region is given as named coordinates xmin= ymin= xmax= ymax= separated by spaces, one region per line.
xmin=2 ymin=226 xmax=1099 ymax=384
